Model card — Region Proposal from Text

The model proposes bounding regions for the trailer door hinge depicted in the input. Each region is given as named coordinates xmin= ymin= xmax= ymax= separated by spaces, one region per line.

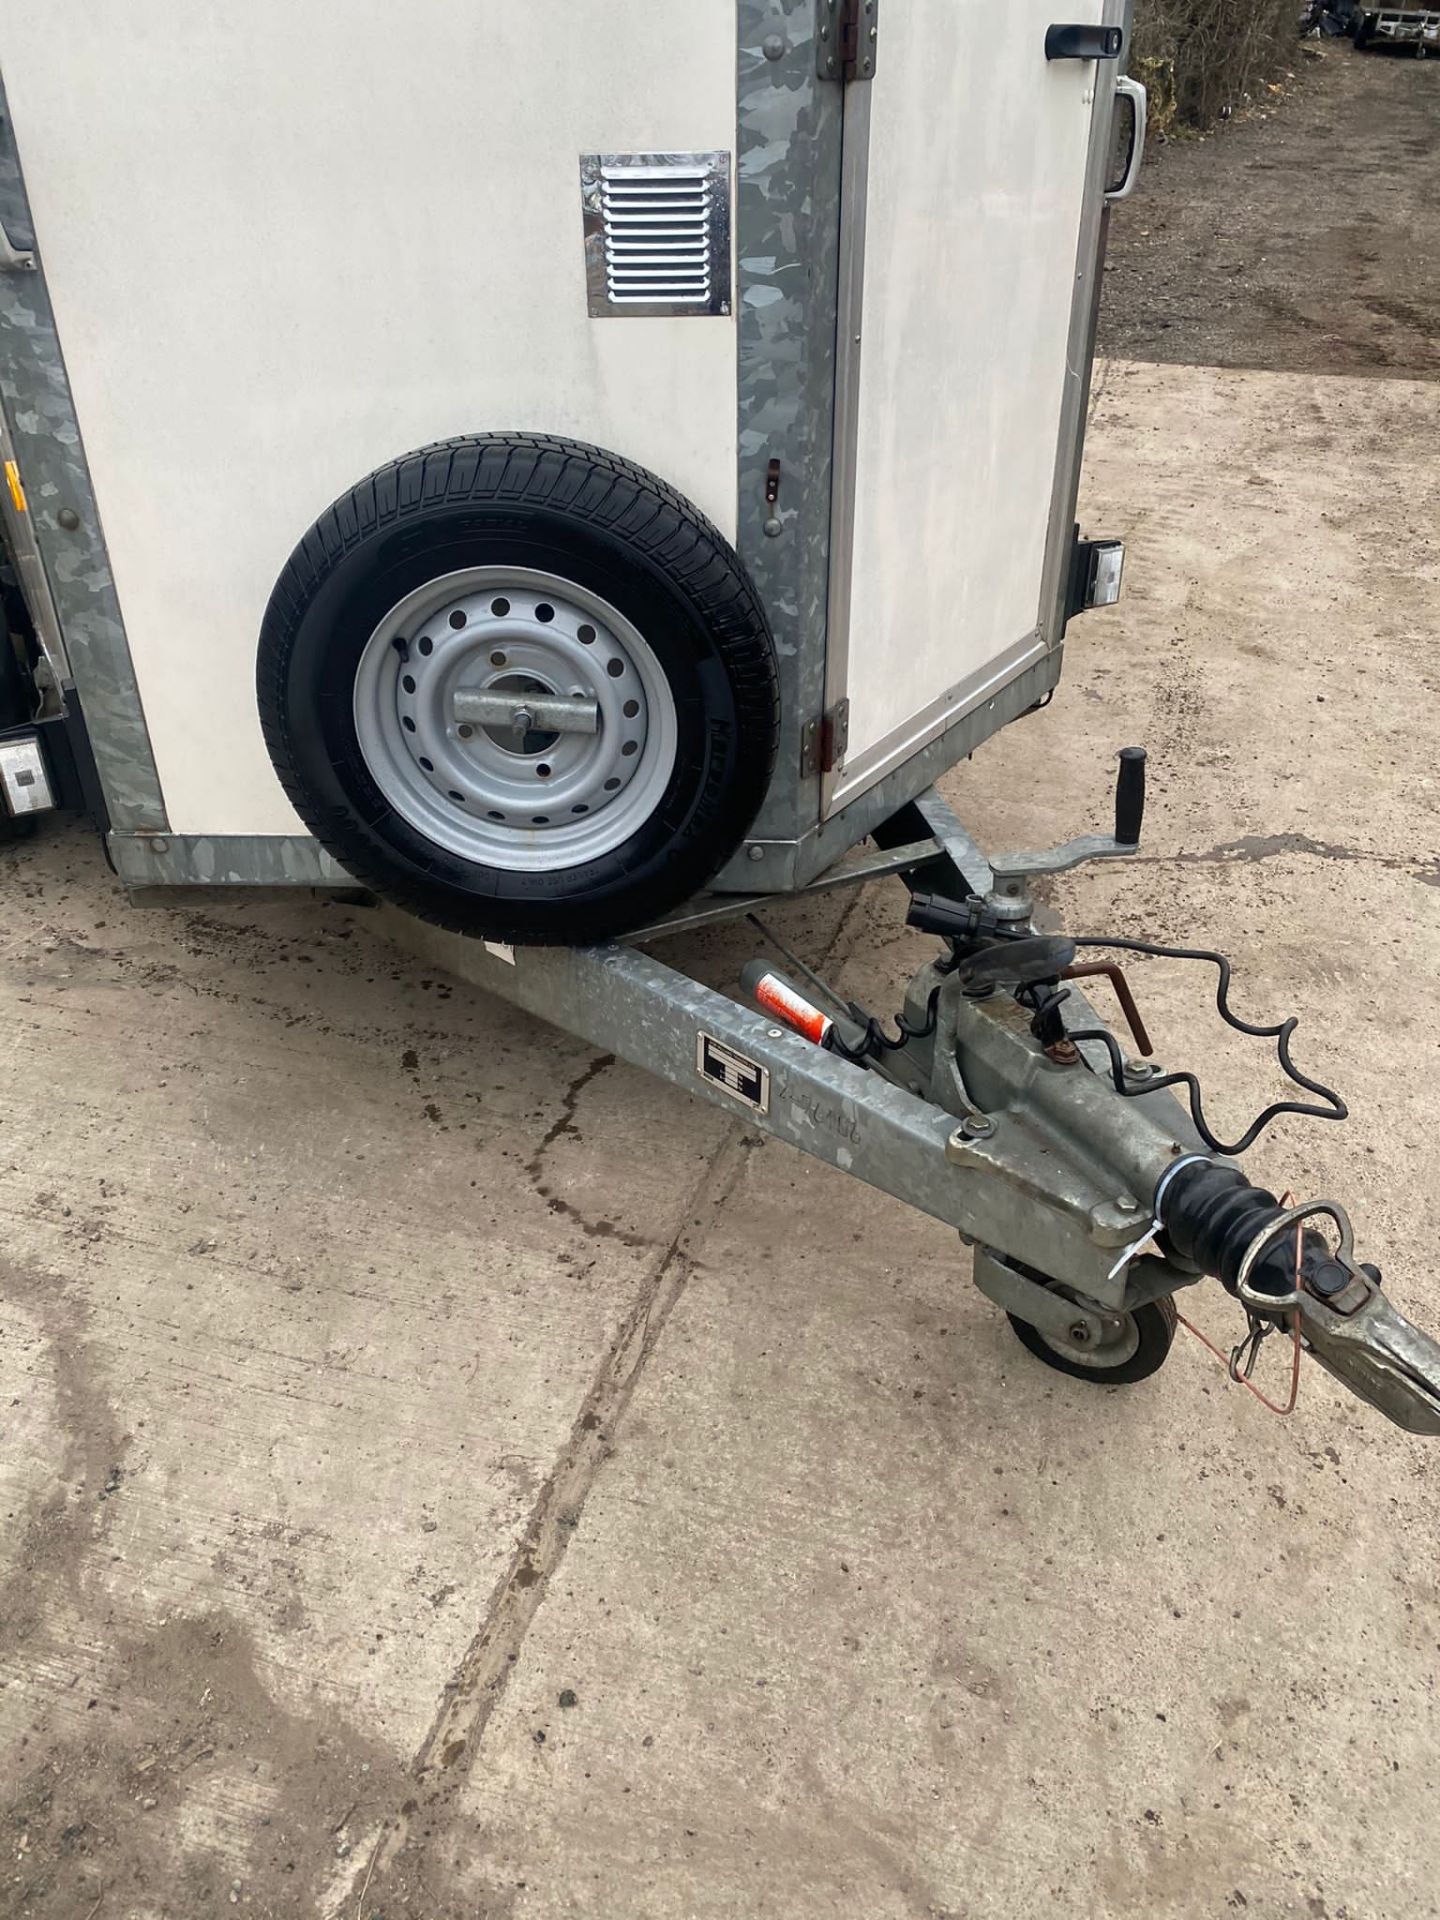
xmin=818 ymin=0 xmax=878 ymax=81
xmin=801 ymin=699 xmax=850 ymax=777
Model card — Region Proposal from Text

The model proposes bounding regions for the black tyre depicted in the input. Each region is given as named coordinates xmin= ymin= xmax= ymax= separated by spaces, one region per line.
xmin=257 ymin=435 xmax=778 ymax=945
xmin=1007 ymin=1287 xmax=1177 ymax=1386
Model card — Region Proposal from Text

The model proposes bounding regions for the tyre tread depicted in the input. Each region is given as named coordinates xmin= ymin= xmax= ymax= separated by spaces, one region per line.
xmin=258 ymin=435 xmax=778 ymax=942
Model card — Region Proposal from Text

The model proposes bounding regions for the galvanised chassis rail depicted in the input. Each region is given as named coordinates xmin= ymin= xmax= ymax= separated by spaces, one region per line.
xmin=369 ymin=784 xmax=1440 ymax=1436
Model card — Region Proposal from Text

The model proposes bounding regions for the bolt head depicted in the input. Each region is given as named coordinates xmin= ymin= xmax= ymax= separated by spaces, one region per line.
xmin=57 ymin=507 xmax=81 ymax=531
xmin=1068 ymin=1322 xmax=1092 ymax=1345
xmin=1117 ymin=1193 xmax=1140 ymax=1213
xmin=763 ymin=516 xmax=783 ymax=538
xmin=747 ymin=844 xmax=765 ymax=863
xmin=511 ymin=707 xmax=535 ymax=732
xmin=762 ymin=33 xmax=785 ymax=59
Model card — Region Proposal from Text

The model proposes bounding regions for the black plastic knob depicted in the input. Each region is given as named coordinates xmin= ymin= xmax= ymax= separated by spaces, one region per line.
xmin=1115 ymin=747 xmax=1147 ymax=848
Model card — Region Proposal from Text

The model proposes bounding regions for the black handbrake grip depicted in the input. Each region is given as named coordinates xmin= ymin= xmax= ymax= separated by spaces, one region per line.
xmin=1114 ymin=746 xmax=1146 ymax=848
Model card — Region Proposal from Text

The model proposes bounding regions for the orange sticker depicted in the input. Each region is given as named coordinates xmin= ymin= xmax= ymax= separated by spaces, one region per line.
xmin=4 ymin=459 xmax=26 ymax=513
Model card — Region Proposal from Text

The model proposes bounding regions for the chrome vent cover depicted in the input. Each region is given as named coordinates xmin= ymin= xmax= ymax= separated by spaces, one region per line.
xmin=580 ymin=152 xmax=731 ymax=319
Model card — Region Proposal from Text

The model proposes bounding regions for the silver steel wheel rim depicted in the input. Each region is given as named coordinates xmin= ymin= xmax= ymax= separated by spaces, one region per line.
xmin=353 ymin=566 xmax=678 ymax=872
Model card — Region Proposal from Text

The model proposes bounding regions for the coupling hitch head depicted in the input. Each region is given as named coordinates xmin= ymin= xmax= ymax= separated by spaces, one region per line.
xmin=1162 ymin=1165 xmax=1440 ymax=1436
xmin=1235 ymin=1202 xmax=1440 ymax=1437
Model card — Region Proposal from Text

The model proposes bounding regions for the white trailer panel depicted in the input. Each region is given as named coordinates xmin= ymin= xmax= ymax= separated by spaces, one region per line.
xmin=0 ymin=1 xmax=739 ymax=835
xmin=826 ymin=0 xmax=1107 ymax=809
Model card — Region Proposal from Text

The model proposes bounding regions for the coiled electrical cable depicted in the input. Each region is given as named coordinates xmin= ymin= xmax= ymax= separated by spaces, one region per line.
xmin=823 ymin=982 xmax=946 ymax=1066
xmin=1063 ymin=934 xmax=1346 ymax=1157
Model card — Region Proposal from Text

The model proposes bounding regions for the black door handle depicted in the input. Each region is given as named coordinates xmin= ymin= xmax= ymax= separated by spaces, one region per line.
xmin=1045 ymin=24 xmax=1124 ymax=59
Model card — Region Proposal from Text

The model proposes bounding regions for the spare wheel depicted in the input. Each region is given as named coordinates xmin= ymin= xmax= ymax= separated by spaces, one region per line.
xmin=257 ymin=435 xmax=778 ymax=945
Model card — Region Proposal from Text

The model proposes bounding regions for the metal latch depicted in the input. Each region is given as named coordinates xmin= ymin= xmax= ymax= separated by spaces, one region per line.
xmin=1045 ymin=23 xmax=1124 ymax=60
xmin=801 ymin=699 xmax=850 ymax=777
xmin=818 ymin=0 xmax=878 ymax=81
xmin=0 ymin=220 xmax=35 ymax=273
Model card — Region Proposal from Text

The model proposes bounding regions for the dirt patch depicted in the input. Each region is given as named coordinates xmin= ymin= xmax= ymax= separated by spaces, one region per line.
xmin=1100 ymin=41 xmax=1440 ymax=375
xmin=0 ymin=1251 xmax=495 ymax=1919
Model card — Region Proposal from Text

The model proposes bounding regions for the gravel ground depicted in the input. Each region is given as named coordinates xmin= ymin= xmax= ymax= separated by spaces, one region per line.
xmin=1101 ymin=38 xmax=1440 ymax=376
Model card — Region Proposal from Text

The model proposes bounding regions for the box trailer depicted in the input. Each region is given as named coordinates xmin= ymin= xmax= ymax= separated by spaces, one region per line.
xmin=1352 ymin=7 xmax=1440 ymax=50
xmin=2 ymin=1 xmax=1437 ymax=1434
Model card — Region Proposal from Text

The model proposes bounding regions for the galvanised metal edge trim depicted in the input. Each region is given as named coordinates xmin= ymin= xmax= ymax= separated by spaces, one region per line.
xmin=0 ymin=66 xmax=167 ymax=831
xmin=108 ymin=832 xmax=353 ymax=888
xmin=733 ymin=0 xmax=845 ymax=848
xmin=823 ymin=626 xmax=1047 ymax=817
xmin=1035 ymin=0 xmax=1130 ymax=650
xmin=815 ymin=70 xmax=870 ymax=823
xmin=710 ymin=642 xmax=1061 ymax=893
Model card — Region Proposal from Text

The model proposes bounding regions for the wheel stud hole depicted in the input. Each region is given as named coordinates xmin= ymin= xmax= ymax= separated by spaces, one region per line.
xmin=490 ymin=597 xmax=510 ymax=617
xmin=402 ymin=716 xmax=416 ymax=733
xmin=418 ymin=756 xmax=434 ymax=772
xmin=622 ymin=698 xmax=640 ymax=719
xmin=577 ymin=624 xmax=596 ymax=644
xmin=417 ymin=636 xmax=433 ymax=657
xmin=535 ymin=603 xmax=555 ymax=624
xmin=402 ymin=673 xmax=416 ymax=695
xmin=532 ymin=815 xmax=550 ymax=825
xmin=621 ymin=741 xmax=638 ymax=758
xmin=490 ymin=650 xmax=507 ymax=667
xmin=448 ymin=609 xmax=467 ymax=630
xmin=606 ymin=658 xmax=624 ymax=678
xmin=571 ymin=804 xmax=589 ymax=815
xmin=535 ymin=763 xmax=552 ymax=779
xmin=487 ymin=810 xmax=505 ymax=821
xmin=448 ymin=790 xmax=466 ymax=805
xmin=603 ymin=777 xmax=622 ymax=792
xmin=457 ymin=724 xmax=474 ymax=740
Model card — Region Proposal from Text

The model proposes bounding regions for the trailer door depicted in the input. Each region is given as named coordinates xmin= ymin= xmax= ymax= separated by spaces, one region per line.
xmin=822 ymin=0 xmax=1119 ymax=813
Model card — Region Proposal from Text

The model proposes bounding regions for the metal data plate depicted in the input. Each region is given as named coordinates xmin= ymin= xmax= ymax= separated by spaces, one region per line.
xmin=696 ymin=1032 xmax=770 ymax=1113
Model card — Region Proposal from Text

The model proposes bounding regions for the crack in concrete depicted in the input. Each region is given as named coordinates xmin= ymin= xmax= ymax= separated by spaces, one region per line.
xmin=335 ymin=891 xmax=874 ymax=1910
xmin=348 ymin=1128 xmax=754 ymax=1897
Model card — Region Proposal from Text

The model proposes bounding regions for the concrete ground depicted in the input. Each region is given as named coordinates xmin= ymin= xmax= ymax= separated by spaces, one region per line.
xmin=4 ymin=358 xmax=1440 ymax=1920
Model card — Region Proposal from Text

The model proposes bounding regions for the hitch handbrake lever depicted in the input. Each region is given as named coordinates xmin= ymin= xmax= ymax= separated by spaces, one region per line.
xmin=1236 ymin=1202 xmax=1440 ymax=1437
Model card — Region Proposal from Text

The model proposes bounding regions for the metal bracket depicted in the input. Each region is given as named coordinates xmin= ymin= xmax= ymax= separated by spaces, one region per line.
xmin=971 ymin=1247 xmax=1110 ymax=1347
xmin=452 ymin=688 xmax=600 ymax=736
xmin=990 ymin=833 xmax=1140 ymax=887
xmin=800 ymin=699 xmax=850 ymax=778
xmin=817 ymin=0 xmax=878 ymax=81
